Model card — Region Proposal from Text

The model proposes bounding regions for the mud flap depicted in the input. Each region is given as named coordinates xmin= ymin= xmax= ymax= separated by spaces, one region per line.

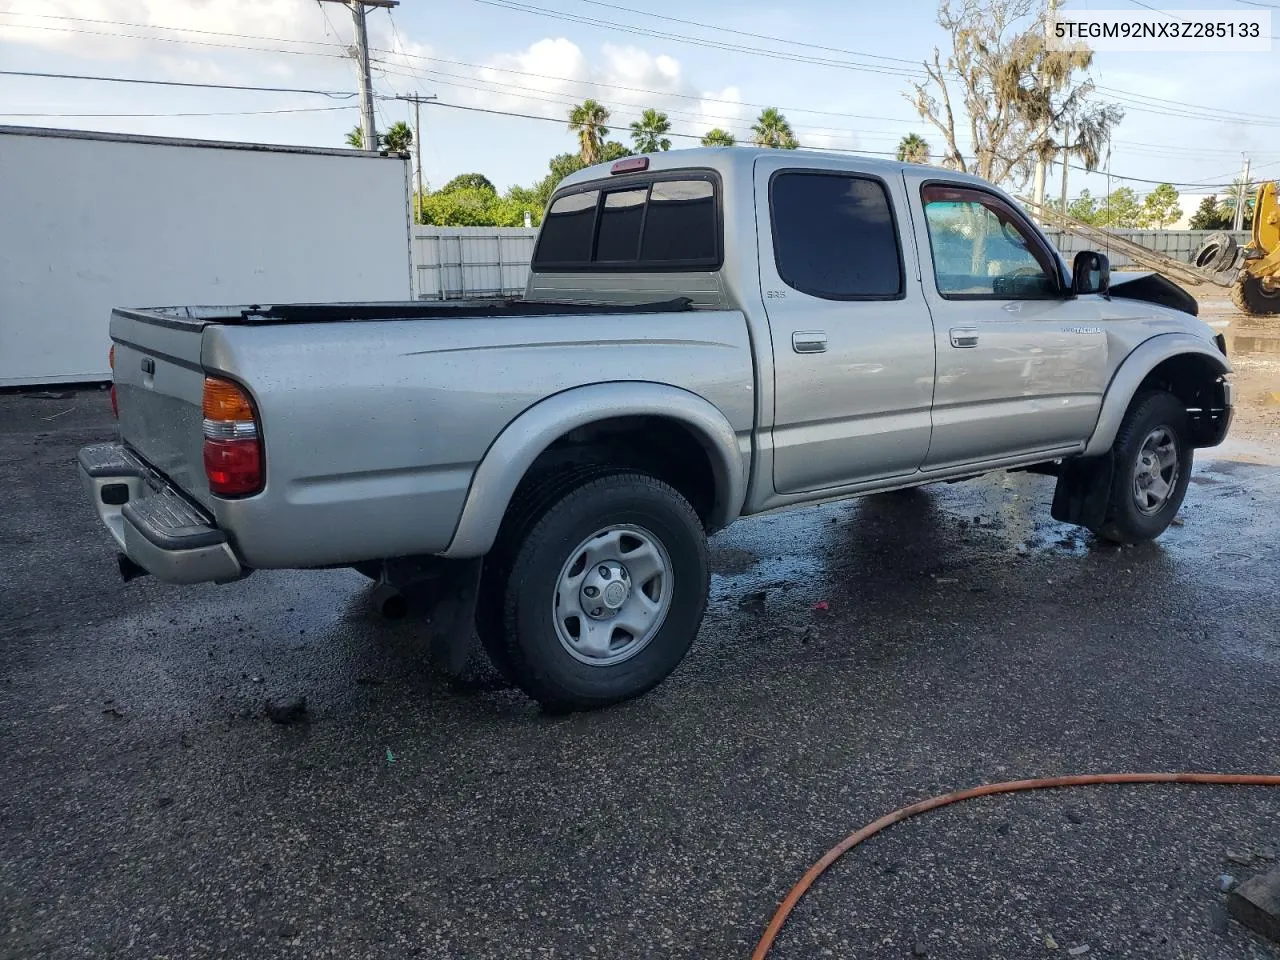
xmin=381 ymin=556 xmax=483 ymax=676
xmin=1051 ymin=454 xmax=1115 ymax=529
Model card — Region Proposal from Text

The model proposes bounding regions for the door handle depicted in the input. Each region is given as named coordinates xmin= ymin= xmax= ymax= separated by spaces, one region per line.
xmin=949 ymin=327 xmax=979 ymax=348
xmin=792 ymin=331 xmax=828 ymax=354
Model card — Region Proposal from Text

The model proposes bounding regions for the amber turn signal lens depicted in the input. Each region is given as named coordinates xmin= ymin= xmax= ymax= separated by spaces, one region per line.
xmin=203 ymin=377 xmax=256 ymax=421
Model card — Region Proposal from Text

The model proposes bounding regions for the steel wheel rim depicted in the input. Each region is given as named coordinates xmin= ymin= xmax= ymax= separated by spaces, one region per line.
xmin=552 ymin=524 xmax=673 ymax=667
xmin=1132 ymin=425 xmax=1179 ymax=516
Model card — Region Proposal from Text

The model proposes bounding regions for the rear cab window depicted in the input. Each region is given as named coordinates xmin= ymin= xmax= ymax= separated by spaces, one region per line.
xmin=533 ymin=173 xmax=721 ymax=272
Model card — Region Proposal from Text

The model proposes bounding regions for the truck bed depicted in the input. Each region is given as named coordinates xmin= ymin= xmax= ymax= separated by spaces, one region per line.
xmin=117 ymin=297 xmax=695 ymax=329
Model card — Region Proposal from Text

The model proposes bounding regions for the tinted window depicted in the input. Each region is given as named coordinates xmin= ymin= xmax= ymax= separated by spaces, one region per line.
xmin=536 ymin=190 xmax=598 ymax=265
xmin=771 ymin=173 xmax=901 ymax=299
xmin=921 ymin=186 xmax=1057 ymax=298
xmin=640 ymin=180 xmax=717 ymax=263
xmin=595 ymin=188 xmax=647 ymax=262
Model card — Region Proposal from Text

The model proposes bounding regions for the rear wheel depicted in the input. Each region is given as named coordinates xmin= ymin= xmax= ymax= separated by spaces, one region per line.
xmin=1092 ymin=390 xmax=1193 ymax=544
xmin=496 ymin=471 xmax=709 ymax=711
xmin=1230 ymin=272 xmax=1280 ymax=316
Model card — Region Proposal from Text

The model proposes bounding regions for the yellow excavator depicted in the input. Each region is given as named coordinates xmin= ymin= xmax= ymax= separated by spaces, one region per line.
xmin=1230 ymin=181 xmax=1280 ymax=315
xmin=1193 ymin=181 xmax=1280 ymax=316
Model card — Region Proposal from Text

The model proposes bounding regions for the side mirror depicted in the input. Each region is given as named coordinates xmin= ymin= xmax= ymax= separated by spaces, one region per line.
xmin=1072 ymin=250 xmax=1110 ymax=297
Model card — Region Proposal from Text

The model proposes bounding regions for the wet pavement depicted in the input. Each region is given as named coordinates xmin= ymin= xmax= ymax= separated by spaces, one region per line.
xmin=4 ymin=331 xmax=1280 ymax=958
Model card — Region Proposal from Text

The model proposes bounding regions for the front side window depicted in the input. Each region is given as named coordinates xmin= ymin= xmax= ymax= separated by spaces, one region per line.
xmin=921 ymin=185 xmax=1059 ymax=298
xmin=532 ymin=176 xmax=720 ymax=271
xmin=770 ymin=172 xmax=903 ymax=300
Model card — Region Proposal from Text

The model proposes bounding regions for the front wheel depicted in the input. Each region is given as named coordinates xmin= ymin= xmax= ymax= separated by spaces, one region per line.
xmin=498 ymin=472 xmax=709 ymax=711
xmin=1092 ymin=390 xmax=1193 ymax=545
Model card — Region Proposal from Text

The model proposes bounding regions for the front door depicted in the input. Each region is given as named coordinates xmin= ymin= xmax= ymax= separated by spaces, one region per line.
xmin=908 ymin=179 xmax=1111 ymax=470
xmin=757 ymin=159 xmax=937 ymax=494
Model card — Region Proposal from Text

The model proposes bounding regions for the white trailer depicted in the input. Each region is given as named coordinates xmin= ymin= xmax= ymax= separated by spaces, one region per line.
xmin=0 ymin=126 xmax=412 ymax=387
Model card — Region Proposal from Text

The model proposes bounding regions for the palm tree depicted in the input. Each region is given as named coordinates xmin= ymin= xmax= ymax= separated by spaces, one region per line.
xmin=701 ymin=128 xmax=736 ymax=147
xmin=345 ymin=126 xmax=368 ymax=149
xmin=383 ymin=121 xmax=413 ymax=153
xmin=752 ymin=108 xmax=799 ymax=149
xmin=567 ymin=99 xmax=611 ymax=165
xmin=896 ymin=133 xmax=930 ymax=164
xmin=629 ymin=108 xmax=672 ymax=152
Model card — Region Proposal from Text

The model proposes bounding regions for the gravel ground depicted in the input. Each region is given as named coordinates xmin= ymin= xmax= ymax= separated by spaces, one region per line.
xmin=3 ymin=313 xmax=1280 ymax=959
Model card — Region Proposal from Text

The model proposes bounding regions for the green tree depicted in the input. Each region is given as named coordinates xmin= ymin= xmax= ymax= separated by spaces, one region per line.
xmin=1138 ymin=183 xmax=1182 ymax=229
xmin=567 ymin=99 xmax=611 ymax=165
xmin=1222 ymin=178 xmax=1257 ymax=229
xmin=382 ymin=121 xmax=413 ymax=154
xmin=346 ymin=126 xmax=370 ymax=149
xmin=1188 ymin=194 xmax=1232 ymax=231
xmin=1096 ymin=187 xmax=1142 ymax=228
xmin=1065 ymin=189 xmax=1100 ymax=224
xmin=600 ymin=141 xmax=633 ymax=162
xmin=701 ymin=128 xmax=736 ymax=147
xmin=752 ymin=108 xmax=799 ymax=149
xmin=503 ymin=185 xmax=544 ymax=225
xmin=629 ymin=108 xmax=672 ymax=152
xmin=440 ymin=173 xmax=496 ymax=194
xmin=896 ymin=133 xmax=930 ymax=164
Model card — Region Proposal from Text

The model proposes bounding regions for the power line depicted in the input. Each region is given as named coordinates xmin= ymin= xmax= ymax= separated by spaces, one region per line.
xmin=0 ymin=10 xmax=345 ymax=49
xmin=0 ymin=69 xmax=358 ymax=99
xmin=0 ymin=105 xmax=355 ymax=119
xmin=0 ymin=18 xmax=351 ymax=60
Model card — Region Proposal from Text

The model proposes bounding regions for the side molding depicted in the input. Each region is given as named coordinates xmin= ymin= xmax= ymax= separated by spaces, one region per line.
xmin=440 ymin=382 xmax=747 ymax=558
xmin=1084 ymin=333 xmax=1231 ymax=456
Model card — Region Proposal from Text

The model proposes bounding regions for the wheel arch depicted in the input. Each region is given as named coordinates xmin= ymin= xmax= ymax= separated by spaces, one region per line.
xmin=440 ymin=382 xmax=748 ymax=559
xmin=1084 ymin=335 xmax=1232 ymax=456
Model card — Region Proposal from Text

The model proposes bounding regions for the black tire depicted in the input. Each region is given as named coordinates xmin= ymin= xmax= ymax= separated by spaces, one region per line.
xmin=1230 ymin=272 xmax=1280 ymax=316
xmin=1092 ymin=391 xmax=1193 ymax=545
xmin=497 ymin=471 xmax=709 ymax=711
xmin=1194 ymin=232 xmax=1237 ymax=273
xmin=351 ymin=561 xmax=383 ymax=581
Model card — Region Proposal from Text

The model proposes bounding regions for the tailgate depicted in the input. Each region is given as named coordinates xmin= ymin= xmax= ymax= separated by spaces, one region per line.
xmin=110 ymin=309 xmax=213 ymax=509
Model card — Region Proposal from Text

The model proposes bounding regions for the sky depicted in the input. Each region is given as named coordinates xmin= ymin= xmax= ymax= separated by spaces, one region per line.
xmin=1 ymin=0 xmax=1277 ymax=206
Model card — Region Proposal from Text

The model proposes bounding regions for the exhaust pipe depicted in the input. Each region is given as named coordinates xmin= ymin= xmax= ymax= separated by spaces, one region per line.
xmin=117 ymin=553 xmax=151 ymax=583
xmin=370 ymin=582 xmax=408 ymax=620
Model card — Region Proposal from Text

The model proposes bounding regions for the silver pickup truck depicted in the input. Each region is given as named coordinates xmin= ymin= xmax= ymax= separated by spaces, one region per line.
xmin=80 ymin=148 xmax=1232 ymax=710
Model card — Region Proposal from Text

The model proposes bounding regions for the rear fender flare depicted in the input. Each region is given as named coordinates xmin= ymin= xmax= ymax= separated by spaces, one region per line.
xmin=440 ymin=382 xmax=747 ymax=558
xmin=1083 ymin=334 xmax=1231 ymax=456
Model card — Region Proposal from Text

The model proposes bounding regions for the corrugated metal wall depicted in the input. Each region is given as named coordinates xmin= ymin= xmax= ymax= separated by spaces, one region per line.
xmin=1043 ymin=229 xmax=1252 ymax=269
xmin=411 ymin=227 xmax=538 ymax=300
xmin=410 ymin=226 xmax=1254 ymax=299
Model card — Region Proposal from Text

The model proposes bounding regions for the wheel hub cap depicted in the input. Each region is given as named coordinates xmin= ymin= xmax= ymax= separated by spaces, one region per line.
xmin=582 ymin=561 xmax=630 ymax=619
xmin=553 ymin=524 xmax=674 ymax=667
xmin=1133 ymin=426 xmax=1179 ymax=516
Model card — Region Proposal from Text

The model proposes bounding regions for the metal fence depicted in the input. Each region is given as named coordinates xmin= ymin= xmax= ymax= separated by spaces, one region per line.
xmin=1043 ymin=229 xmax=1251 ymax=270
xmin=411 ymin=226 xmax=538 ymax=300
xmin=409 ymin=226 xmax=1254 ymax=298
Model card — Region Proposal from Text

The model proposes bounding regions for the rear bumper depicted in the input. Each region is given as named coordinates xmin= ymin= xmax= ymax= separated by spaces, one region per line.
xmin=78 ymin=442 xmax=246 ymax=584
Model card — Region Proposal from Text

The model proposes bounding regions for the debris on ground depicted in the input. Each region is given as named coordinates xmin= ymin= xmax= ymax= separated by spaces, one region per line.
xmin=386 ymin=748 xmax=396 ymax=764
xmin=813 ymin=601 xmax=830 ymax=612
xmin=1067 ymin=946 xmax=1090 ymax=956
xmin=1045 ymin=933 xmax=1059 ymax=949
xmin=264 ymin=695 xmax=308 ymax=725
xmin=1220 ymin=874 xmax=1238 ymax=892
xmin=1227 ymin=868 xmax=1280 ymax=943
xmin=739 ymin=590 xmax=767 ymax=615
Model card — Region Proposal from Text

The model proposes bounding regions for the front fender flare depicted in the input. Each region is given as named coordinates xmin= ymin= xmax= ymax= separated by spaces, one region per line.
xmin=440 ymin=382 xmax=747 ymax=559
xmin=1083 ymin=333 xmax=1231 ymax=456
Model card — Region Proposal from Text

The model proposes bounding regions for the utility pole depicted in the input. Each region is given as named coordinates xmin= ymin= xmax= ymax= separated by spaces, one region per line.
xmin=394 ymin=93 xmax=437 ymax=223
xmin=1032 ymin=0 xmax=1059 ymax=220
xmin=1233 ymin=154 xmax=1252 ymax=232
xmin=319 ymin=0 xmax=398 ymax=150
xmin=1058 ymin=119 xmax=1071 ymax=229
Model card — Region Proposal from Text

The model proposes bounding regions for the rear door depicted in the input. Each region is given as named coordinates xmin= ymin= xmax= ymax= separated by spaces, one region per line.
xmin=907 ymin=179 xmax=1111 ymax=470
xmin=755 ymin=159 xmax=937 ymax=494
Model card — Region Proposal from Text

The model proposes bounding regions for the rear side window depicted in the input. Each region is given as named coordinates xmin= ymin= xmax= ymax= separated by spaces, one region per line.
xmin=533 ymin=176 xmax=720 ymax=271
xmin=770 ymin=172 xmax=903 ymax=300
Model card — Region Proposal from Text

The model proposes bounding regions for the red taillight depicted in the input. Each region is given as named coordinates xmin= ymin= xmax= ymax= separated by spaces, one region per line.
xmin=202 ymin=376 xmax=263 ymax=497
xmin=611 ymin=156 xmax=649 ymax=174
xmin=108 ymin=345 xmax=118 ymax=418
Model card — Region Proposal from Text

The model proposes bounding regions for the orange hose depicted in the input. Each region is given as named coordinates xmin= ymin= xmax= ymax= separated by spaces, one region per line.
xmin=752 ymin=772 xmax=1280 ymax=959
